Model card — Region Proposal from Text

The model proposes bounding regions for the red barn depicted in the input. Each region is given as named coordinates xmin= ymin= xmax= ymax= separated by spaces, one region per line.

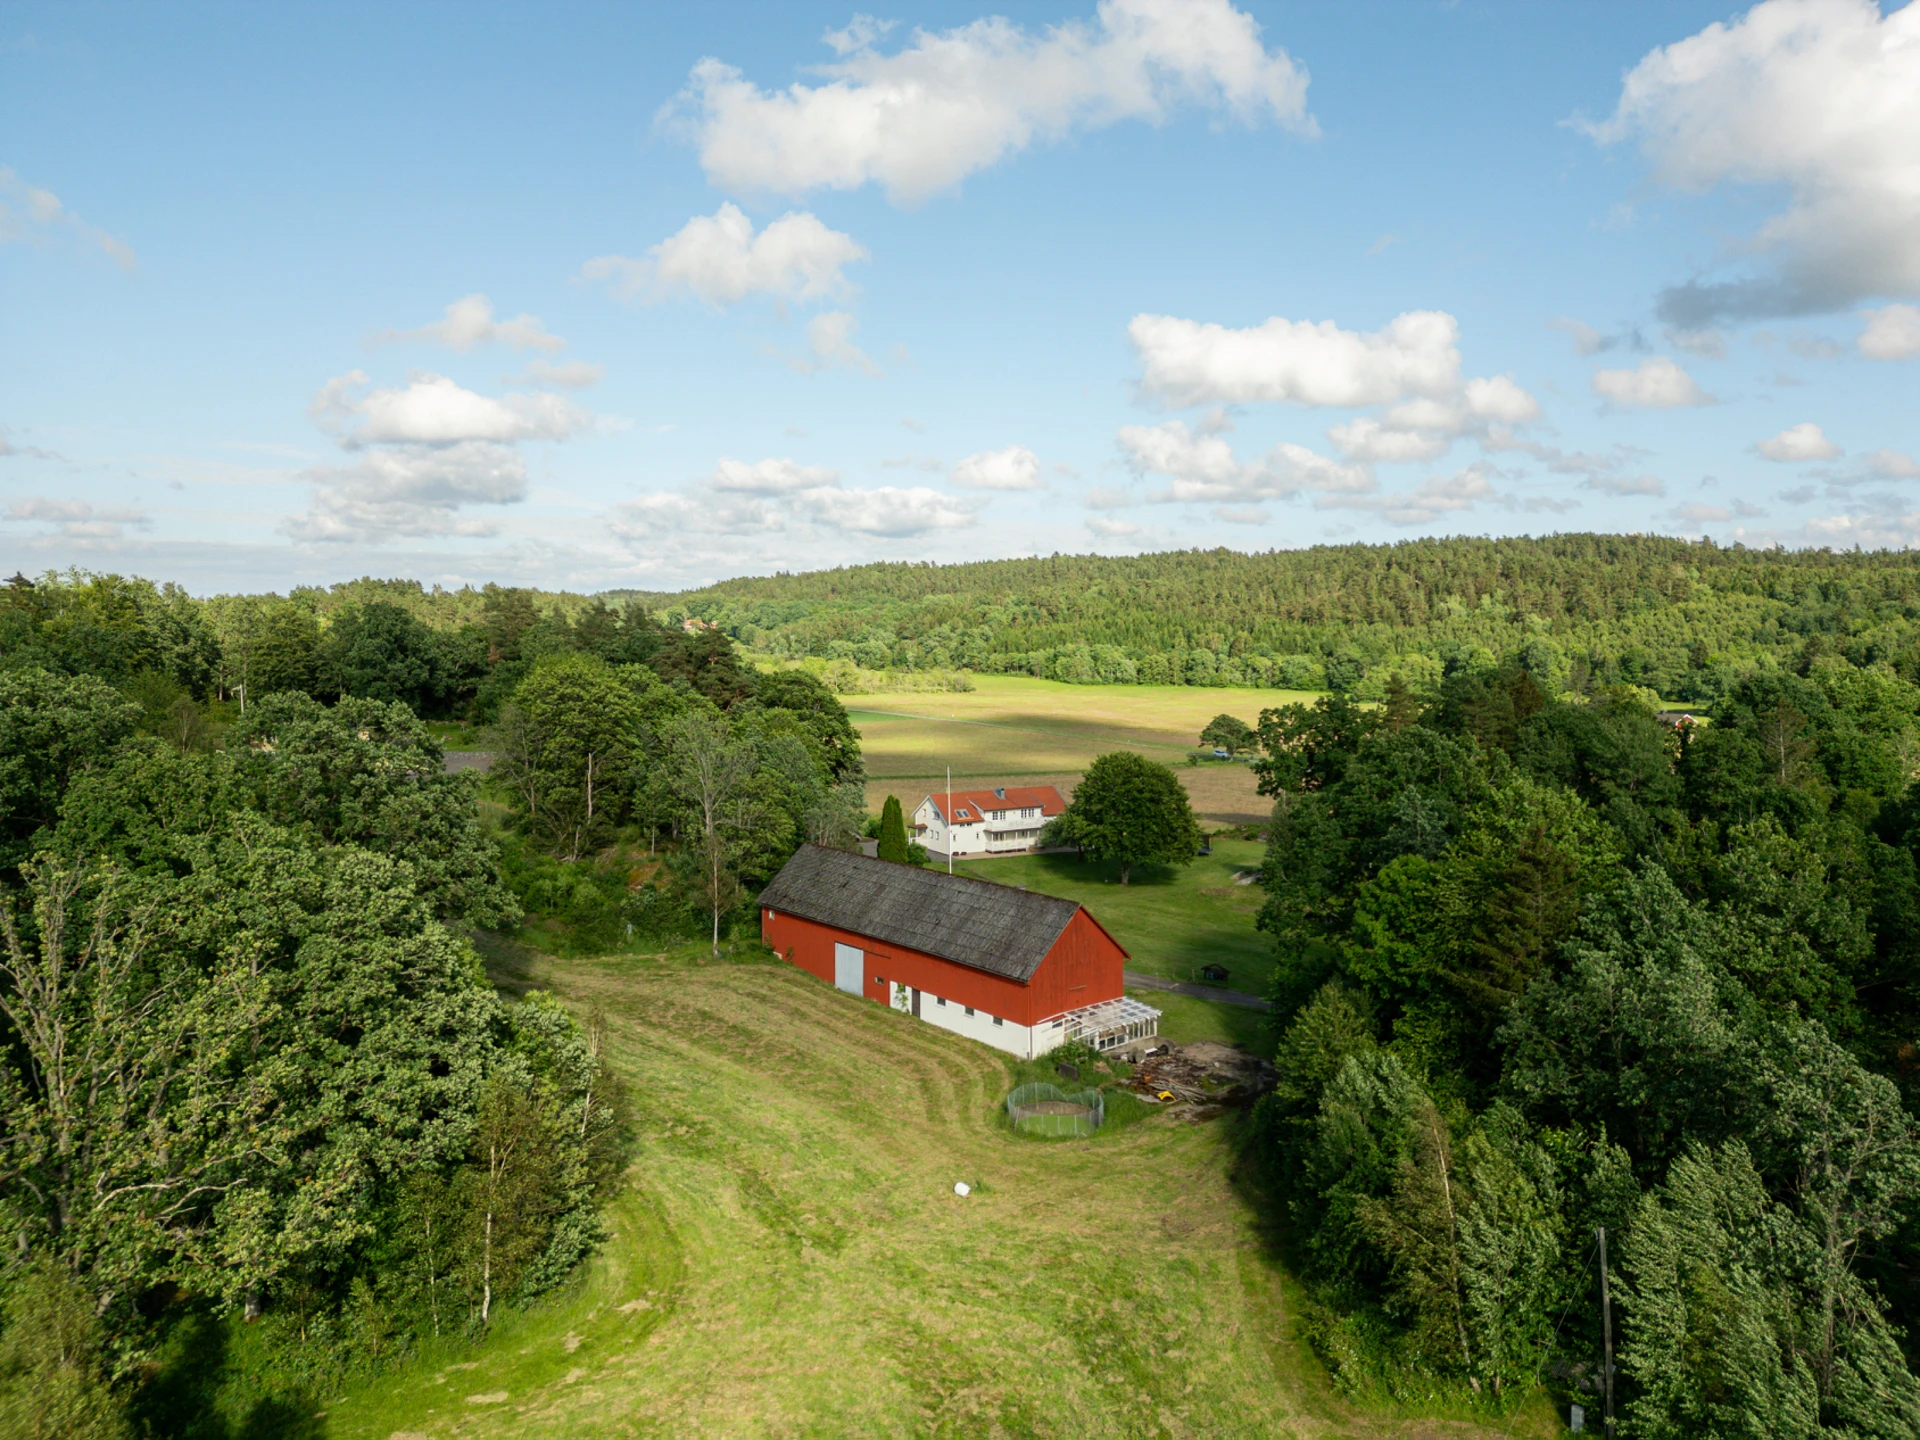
xmin=758 ymin=845 xmax=1160 ymax=1059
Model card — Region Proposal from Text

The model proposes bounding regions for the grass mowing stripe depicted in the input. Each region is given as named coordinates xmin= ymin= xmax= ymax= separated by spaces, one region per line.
xmin=318 ymin=940 xmax=1553 ymax=1438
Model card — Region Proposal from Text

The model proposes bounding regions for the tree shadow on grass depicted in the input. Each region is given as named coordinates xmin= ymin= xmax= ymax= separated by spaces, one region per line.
xmin=1019 ymin=852 xmax=1187 ymax=888
xmin=132 ymin=1306 xmax=326 ymax=1440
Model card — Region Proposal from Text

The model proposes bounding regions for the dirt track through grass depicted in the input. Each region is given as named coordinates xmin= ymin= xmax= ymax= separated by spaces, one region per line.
xmin=322 ymin=944 xmax=1548 ymax=1439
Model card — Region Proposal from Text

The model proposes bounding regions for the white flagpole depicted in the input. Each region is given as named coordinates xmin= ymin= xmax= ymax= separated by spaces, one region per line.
xmin=947 ymin=765 xmax=953 ymax=874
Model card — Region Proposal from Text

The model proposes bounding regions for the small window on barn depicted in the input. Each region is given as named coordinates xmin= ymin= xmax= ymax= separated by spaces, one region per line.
xmin=936 ymin=996 xmax=946 ymax=1007
xmin=992 ymin=1016 xmax=1003 ymax=1026
xmin=964 ymin=1006 xmax=974 ymax=1016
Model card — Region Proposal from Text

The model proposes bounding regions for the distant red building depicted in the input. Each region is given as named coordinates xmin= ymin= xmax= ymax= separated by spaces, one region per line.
xmin=758 ymin=845 xmax=1159 ymax=1059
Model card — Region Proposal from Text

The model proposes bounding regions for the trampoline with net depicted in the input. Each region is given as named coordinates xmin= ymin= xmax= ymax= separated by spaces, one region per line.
xmin=1006 ymin=1081 xmax=1106 ymax=1137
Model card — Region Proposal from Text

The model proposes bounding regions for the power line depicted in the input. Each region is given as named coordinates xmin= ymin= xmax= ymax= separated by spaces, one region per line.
xmin=1497 ymin=1235 xmax=1601 ymax=1439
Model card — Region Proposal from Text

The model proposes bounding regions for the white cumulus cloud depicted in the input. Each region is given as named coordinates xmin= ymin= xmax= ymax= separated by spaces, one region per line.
xmin=311 ymin=371 xmax=591 ymax=446
xmin=709 ymin=456 xmax=840 ymax=495
xmin=1118 ymin=419 xmax=1371 ymax=504
xmin=1868 ymin=449 xmax=1920 ymax=479
xmin=616 ymin=456 xmax=979 ymax=548
xmin=797 ymin=484 xmax=976 ymax=536
xmin=1859 ymin=304 xmax=1920 ymax=360
xmin=1757 ymin=422 xmax=1842 ymax=461
xmin=379 ymin=294 xmax=565 ymax=353
xmin=1591 ymin=356 xmax=1712 ymax=408
xmin=951 ymin=445 xmax=1044 ymax=490
xmin=1131 ymin=308 xmax=1540 ymax=467
xmin=287 ymin=441 xmax=531 ymax=544
xmin=616 ymin=489 xmax=785 ymax=540
xmin=667 ymin=0 xmax=1314 ymax=203
xmin=1325 ymin=417 xmax=1450 ymax=464
xmin=1464 ymin=375 xmax=1541 ymax=425
xmin=295 ymin=368 xmax=592 ymax=543
xmin=1131 ymin=309 xmax=1462 ymax=408
xmin=1584 ymin=0 xmax=1920 ymax=324
xmin=581 ymin=203 xmax=867 ymax=305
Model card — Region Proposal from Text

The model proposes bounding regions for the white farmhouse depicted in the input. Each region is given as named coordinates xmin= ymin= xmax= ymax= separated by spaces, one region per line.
xmin=912 ymin=784 xmax=1066 ymax=859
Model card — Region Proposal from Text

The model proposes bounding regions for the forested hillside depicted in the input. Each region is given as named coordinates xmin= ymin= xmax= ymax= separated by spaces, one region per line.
xmin=645 ymin=537 xmax=1920 ymax=704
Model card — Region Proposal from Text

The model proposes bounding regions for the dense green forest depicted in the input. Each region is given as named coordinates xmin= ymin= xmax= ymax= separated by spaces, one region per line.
xmin=0 ymin=570 xmax=864 ymax=1434
xmin=642 ymin=536 xmax=1920 ymax=704
xmin=1250 ymin=663 xmax=1920 ymax=1432
xmin=20 ymin=536 xmax=1920 ymax=717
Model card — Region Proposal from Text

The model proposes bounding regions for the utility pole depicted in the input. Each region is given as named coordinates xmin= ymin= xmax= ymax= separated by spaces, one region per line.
xmin=1597 ymin=1225 xmax=1615 ymax=1438
xmin=946 ymin=765 xmax=953 ymax=874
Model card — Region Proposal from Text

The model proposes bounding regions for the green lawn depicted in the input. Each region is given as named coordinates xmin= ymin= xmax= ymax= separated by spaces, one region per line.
xmin=955 ymin=839 xmax=1277 ymax=1050
xmin=314 ymin=941 xmax=1549 ymax=1439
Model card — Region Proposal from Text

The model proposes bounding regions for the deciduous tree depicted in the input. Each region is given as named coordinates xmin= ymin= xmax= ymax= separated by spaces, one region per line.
xmin=663 ymin=712 xmax=766 ymax=952
xmin=1200 ymin=713 xmax=1255 ymax=757
xmin=492 ymin=654 xmax=645 ymax=862
xmin=1044 ymin=752 xmax=1199 ymax=884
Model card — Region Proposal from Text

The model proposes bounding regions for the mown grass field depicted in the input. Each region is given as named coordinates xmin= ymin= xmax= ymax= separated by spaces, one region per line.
xmin=320 ymin=941 xmax=1550 ymax=1439
xmin=849 ymin=676 xmax=1306 ymax=773
xmin=851 ymin=675 xmax=1301 ymax=827
xmin=955 ymin=840 xmax=1278 ymax=1052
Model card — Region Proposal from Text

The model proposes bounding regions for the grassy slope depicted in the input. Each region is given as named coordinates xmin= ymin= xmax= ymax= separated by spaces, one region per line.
xmin=322 ymin=942 xmax=1549 ymax=1439
xmin=955 ymin=840 xmax=1277 ymax=1053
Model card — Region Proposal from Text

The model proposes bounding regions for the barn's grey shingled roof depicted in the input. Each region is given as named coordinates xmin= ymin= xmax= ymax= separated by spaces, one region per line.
xmin=758 ymin=844 xmax=1093 ymax=983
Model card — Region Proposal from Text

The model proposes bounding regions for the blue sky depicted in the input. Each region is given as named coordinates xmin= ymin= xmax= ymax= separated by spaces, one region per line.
xmin=3 ymin=0 xmax=1917 ymax=594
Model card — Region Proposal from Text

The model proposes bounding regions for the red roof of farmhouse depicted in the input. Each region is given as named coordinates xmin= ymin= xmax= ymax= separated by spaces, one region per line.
xmin=924 ymin=785 xmax=1066 ymax=824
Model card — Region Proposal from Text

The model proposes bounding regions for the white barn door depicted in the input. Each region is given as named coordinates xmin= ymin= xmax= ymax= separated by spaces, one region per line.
xmin=833 ymin=942 xmax=863 ymax=995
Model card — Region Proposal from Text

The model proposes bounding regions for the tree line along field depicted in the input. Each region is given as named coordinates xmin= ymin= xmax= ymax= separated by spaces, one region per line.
xmin=642 ymin=536 xmax=1920 ymax=706
xmin=315 ymin=939 xmax=1552 ymax=1440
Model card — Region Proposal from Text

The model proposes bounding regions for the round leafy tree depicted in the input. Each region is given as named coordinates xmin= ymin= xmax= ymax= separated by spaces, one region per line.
xmin=1046 ymin=752 xmax=1201 ymax=884
xmin=1199 ymin=713 xmax=1255 ymax=757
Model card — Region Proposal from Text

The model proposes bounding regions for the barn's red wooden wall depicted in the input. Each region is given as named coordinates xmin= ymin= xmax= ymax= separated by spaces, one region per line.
xmin=760 ymin=904 xmax=1127 ymax=1025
